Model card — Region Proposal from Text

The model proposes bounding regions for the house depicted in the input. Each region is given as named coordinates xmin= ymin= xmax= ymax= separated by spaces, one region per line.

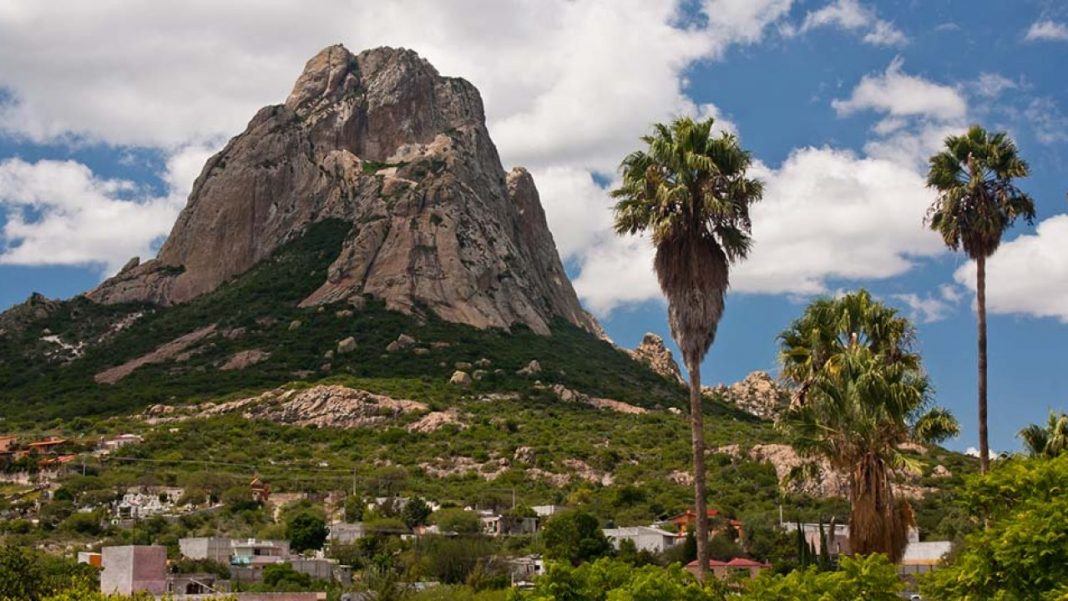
xmin=509 ymin=554 xmax=545 ymax=587
xmin=664 ymin=508 xmax=744 ymax=540
xmin=179 ymin=537 xmax=234 ymax=564
xmin=102 ymin=434 xmax=143 ymax=452
xmin=532 ymin=504 xmax=566 ymax=518
xmin=77 ymin=551 xmax=102 ymax=567
xmin=0 ymin=435 xmax=17 ymax=454
xmin=685 ymin=557 xmax=772 ymax=580
xmin=603 ymin=526 xmax=677 ymax=554
xmin=250 ymin=477 xmax=270 ymax=503
xmin=231 ymin=538 xmax=290 ymax=565
xmin=114 ymin=487 xmax=184 ymax=520
xmin=481 ymin=513 xmax=539 ymax=536
xmin=899 ymin=541 xmax=952 ymax=575
xmin=27 ymin=437 xmax=67 ymax=454
xmin=781 ymin=521 xmax=851 ymax=557
xmin=100 ymin=545 xmax=168 ymax=595
xmin=167 ymin=572 xmax=229 ymax=595
xmin=291 ymin=557 xmax=353 ymax=584
xmin=328 ymin=522 xmax=366 ymax=545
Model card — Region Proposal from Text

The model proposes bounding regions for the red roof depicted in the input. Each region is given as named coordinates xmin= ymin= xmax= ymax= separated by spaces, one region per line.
xmin=686 ymin=559 xmax=728 ymax=567
xmin=39 ymin=454 xmax=77 ymax=467
xmin=686 ymin=557 xmax=770 ymax=569
xmin=726 ymin=557 xmax=770 ymax=568
xmin=29 ymin=437 xmax=67 ymax=448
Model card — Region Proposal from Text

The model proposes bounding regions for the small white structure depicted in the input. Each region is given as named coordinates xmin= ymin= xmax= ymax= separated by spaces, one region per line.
xmin=101 ymin=434 xmax=144 ymax=452
xmin=603 ymin=526 xmax=678 ymax=554
xmin=532 ymin=505 xmax=566 ymax=518
xmin=114 ymin=487 xmax=184 ymax=520
xmin=100 ymin=545 xmax=167 ymax=595
xmin=900 ymin=541 xmax=952 ymax=575
xmin=510 ymin=554 xmax=545 ymax=587
xmin=328 ymin=522 xmax=366 ymax=545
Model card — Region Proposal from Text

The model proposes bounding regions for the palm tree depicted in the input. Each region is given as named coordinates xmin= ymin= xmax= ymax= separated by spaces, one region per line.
xmin=779 ymin=290 xmax=959 ymax=561
xmin=1019 ymin=412 xmax=1068 ymax=458
xmin=925 ymin=125 xmax=1035 ymax=474
xmin=612 ymin=116 xmax=762 ymax=579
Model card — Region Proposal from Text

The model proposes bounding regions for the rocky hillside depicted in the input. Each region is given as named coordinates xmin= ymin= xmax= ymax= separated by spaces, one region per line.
xmin=89 ymin=45 xmax=598 ymax=336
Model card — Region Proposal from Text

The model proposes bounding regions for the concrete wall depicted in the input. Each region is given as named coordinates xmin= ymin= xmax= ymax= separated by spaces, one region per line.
xmin=179 ymin=537 xmax=233 ymax=564
xmin=100 ymin=546 xmax=168 ymax=595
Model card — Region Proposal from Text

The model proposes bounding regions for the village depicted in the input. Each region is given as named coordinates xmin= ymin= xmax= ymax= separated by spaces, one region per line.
xmin=1 ymin=430 xmax=951 ymax=598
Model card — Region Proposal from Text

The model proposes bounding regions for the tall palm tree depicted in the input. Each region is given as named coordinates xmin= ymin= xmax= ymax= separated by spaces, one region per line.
xmin=1019 ymin=411 xmax=1068 ymax=458
xmin=612 ymin=116 xmax=762 ymax=580
xmin=926 ymin=125 xmax=1035 ymax=474
xmin=780 ymin=290 xmax=959 ymax=561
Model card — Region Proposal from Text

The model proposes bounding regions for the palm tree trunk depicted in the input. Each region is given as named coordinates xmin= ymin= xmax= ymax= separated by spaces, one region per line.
xmin=688 ymin=360 xmax=710 ymax=581
xmin=977 ymin=255 xmax=990 ymax=474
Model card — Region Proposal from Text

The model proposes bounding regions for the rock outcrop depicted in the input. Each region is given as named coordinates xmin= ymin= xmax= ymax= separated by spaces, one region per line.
xmin=629 ymin=333 xmax=683 ymax=384
xmin=706 ymin=371 xmax=789 ymax=420
xmin=87 ymin=45 xmax=598 ymax=337
xmin=143 ymin=385 xmax=426 ymax=429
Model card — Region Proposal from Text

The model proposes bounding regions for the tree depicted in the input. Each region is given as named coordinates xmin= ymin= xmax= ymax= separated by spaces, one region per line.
xmin=779 ymin=290 xmax=960 ymax=561
xmin=921 ymin=455 xmax=1068 ymax=600
xmin=540 ymin=511 xmax=613 ymax=566
xmin=925 ymin=125 xmax=1035 ymax=474
xmin=432 ymin=508 xmax=482 ymax=535
xmin=286 ymin=512 xmax=328 ymax=553
xmin=402 ymin=497 xmax=432 ymax=529
xmin=1018 ymin=411 xmax=1068 ymax=458
xmin=611 ymin=116 xmax=762 ymax=579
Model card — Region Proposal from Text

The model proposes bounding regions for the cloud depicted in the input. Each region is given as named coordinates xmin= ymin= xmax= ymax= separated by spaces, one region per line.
xmin=971 ymin=73 xmax=1018 ymax=99
xmin=729 ymin=148 xmax=944 ymax=295
xmin=832 ymin=58 xmax=967 ymax=121
xmin=0 ymin=146 xmax=213 ymax=271
xmin=795 ymin=0 xmax=907 ymax=46
xmin=892 ymin=285 xmax=964 ymax=323
xmin=1025 ymin=20 xmax=1068 ymax=42
xmin=0 ymin=0 xmax=801 ymax=280
xmin=1024 ymin=97 xmax=1068 ymax=144
xmin=953 ymin=216 xmax=1068 ymax=323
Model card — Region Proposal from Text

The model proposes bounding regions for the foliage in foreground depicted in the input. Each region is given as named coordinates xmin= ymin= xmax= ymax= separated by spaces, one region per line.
xmin=509 ymin=554 xmax=901 ymax=601
xmin=921 ymin=454 xmax=1068 ymax=601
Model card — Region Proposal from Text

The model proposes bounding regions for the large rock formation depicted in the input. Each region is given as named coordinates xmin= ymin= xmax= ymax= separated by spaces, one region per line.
xmin=706 ymin=371 xmax=789 ymax=420
xmin=629 ymin=333 xmax=684 ymax=384
xmin=88 ymin=45 xmax=597 ymax=336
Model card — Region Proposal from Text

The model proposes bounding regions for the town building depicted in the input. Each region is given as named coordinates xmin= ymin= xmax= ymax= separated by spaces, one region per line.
xmin=101 ymin=434 xmax=143 ymax=452
xmin=899 ymin=541 xmax=952 ymax=575
xmin=604 ymin=526 xmax=677 ymax=554
xmin=509 ymin=554 xmax=545 ymax=587
xmin=685 ymin=557 xmax=772 ymax=580
xmin=100 ymin=545 xmax=168 ymax=595
xmin=532 ymin=505 xmax=566 ymax=518
xmin=328 ymin=522 xmax=366 ymax=545
xmin=179 ymin=537 xmax=234 ymax=564
xmin=77 ymin=551 xmax=102 ymax=567
xmin=781 ymin=521 xmax=851 ymax=557
xmin=114 ymin=486 xmax=185 ymax=520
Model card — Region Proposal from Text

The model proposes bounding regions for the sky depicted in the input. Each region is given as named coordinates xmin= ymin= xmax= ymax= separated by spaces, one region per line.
xmin=0 ymin=0 xmax=1065 ymax=454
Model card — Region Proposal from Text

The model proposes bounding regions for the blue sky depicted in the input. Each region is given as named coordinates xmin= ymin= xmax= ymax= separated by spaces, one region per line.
xmin=0 ymin=0 xmax=1066 ymax=454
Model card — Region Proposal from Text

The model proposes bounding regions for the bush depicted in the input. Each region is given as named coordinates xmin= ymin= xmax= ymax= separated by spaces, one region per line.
xmin=920 ymin=455 xmax=1068 ymax=601
xmin=286 ymin=512 xmax=328 ymax=553
xmin=540 ymin=511 xmax=612 ymax=566
xmin=433 ymin=508 xmax=482 ymax=534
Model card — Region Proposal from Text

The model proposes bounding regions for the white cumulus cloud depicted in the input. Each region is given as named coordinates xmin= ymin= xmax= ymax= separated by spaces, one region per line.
xmin=954 ymin=215 xmax=1068 ymax=323
xmin=832 ymin=58 xmax=967 ymax=121
xmin=1025 ymin=20 xmax=1068 ymax=42
xmin=795 ymin=0 xmax=907 ymax=46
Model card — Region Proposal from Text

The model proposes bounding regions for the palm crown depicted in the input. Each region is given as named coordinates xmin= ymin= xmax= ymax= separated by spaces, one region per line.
xmin=926 ymin=124 xmax=1036 ymax=259
xmin=611 ymin=116 xmax=762 ymax=365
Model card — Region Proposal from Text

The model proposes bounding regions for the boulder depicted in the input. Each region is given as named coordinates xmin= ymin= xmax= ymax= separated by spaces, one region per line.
xmin=449 ymin=371 xmax=472 ymax=386
xmin=337 ymin=337 xmax=357 ymax=354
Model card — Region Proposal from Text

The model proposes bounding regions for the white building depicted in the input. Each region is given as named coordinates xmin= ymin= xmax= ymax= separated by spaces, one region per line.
xmin=900 ymin=541 xmax=952 ymax=575
xmin=328 ymin=522 xmax=366 ymax=545
xmin=114 ymin=487 xmax=184 ymax=520
xmin=101 ymin=434 xmax=144 ymax=452
xmin=179 ymin=537 xmax=233 ymax=564
xmin=532 ymin=505 xmax=566 ymax=518
xmin=603 ymin=526 xmax=678 ymax=554
xmin=100 ymin=546 xmax=167 ymax=595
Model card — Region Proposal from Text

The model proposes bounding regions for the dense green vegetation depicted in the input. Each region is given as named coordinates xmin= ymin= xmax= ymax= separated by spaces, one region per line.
xmin=0 ymin=219 xmax=680 ymax=424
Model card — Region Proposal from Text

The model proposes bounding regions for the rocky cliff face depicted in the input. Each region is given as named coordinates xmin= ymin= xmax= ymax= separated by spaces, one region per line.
xmin=88 ymin=45 xmax=597 ymax=336
xmin=707 ymin=371 xmax=789 ymax=420
xmin=629 ymin=333 xmax=684 ymax=384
